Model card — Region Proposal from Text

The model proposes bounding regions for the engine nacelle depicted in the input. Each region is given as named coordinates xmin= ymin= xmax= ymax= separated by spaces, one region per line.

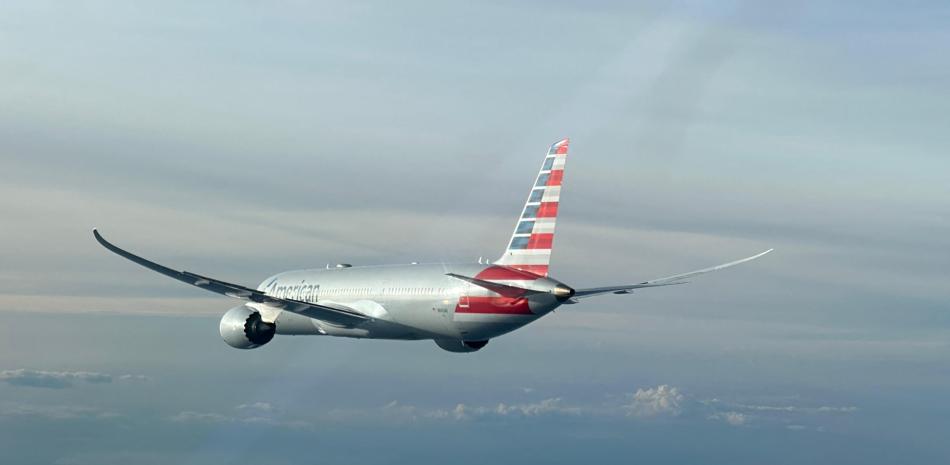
xmin=219 ymin=305 xmax=276 ymax=349
xmin=434 ymin=339 xmax=489 ymax=353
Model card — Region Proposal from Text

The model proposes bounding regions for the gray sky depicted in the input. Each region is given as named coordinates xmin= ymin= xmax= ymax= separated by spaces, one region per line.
xmin=1 ymin=1 xmax=949 ymax=464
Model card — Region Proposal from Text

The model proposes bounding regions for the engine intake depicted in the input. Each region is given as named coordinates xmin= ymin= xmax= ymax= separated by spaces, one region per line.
xmin=219 ymin=305 xmax=276 ymax=349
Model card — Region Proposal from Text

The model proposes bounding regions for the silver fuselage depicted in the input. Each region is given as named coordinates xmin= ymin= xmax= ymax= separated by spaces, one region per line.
xmin=257 ymin=263 xmax=568 ymax=342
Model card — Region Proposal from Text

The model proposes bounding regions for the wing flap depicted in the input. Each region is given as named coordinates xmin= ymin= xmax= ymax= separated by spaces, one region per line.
xmin=93 ymin=229 xmax=367 ymax=325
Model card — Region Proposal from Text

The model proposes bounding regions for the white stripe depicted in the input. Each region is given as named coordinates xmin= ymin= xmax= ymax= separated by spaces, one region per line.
xmin=499 ymin=252 xmax=551 ymax=264
xmin=504 ymin=249 xmax=551 ymax=256
xmin=532 ymin=218 xmax=556 ymax=234
xmin=541 ymin=186 xmax=561 ymax=202
xmin=552 ymin=157 xmax=567 ymax=169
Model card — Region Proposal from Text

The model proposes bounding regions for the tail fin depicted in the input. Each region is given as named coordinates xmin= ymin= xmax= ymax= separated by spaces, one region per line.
xmin=494 ymin=138 xmax=569 ymax=276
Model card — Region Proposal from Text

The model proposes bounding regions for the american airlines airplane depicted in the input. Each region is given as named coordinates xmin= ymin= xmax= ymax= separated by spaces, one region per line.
xmin=94 ymin=139 xmax=771 ymax=353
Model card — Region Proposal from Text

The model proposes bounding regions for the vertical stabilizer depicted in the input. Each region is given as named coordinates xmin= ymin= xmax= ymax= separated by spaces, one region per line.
xmin=494 ymin=138 xmax=569 ymax=276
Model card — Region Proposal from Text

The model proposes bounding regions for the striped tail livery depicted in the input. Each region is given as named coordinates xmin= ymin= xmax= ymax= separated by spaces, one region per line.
xmin=495 ymin=138 xmax=569 ymax=277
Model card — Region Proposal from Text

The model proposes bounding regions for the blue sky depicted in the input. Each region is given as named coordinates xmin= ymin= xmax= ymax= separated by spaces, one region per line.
xmin=1 ymin=1 xmax=949 ymax=464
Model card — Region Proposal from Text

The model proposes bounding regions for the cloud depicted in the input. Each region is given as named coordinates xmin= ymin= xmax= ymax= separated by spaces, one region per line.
xmin=169 ymin=402 xmax=309 ymax=429
xmin=0 ymin=369 xmax=148 ymax=389
xmin=327 ymin=385 xmax=857 ymax=428
xmin=708 ymin=411 xmax=747 ymax=426
xmin=169 ymin=411 xmax=230 ymax=424
xmin=166 ymin=386 xmax=855 ymax=432
xmin=235 ymin=402 xmax=273 ymax=413
xmin=624 ymin=385 xmax=685 ymax=417
xmin=730 ymin=402 xmax=858 ymax=414
xmin=440 ymin=398 xmax=582 ymax=421
xmin=618 ymin=386 xmax=857 ymax=427
xmin=328 ymin=398 xmax=583 ymax=425
xmin=700 ymin=398 xmax=858 ymax=429
xmin=0 ymin=402 xmax=119 ymax=420
xmin=0 ymin=369 xmax=111 ymax=389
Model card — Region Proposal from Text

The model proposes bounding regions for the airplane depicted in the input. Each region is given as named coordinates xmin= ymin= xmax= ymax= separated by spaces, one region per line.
xmin=94 ymin=138 xmax=772 ymax=353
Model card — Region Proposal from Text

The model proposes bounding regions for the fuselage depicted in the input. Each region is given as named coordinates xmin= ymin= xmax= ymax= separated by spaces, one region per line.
xmin=258 ymin=263 xmax=569 ymax=342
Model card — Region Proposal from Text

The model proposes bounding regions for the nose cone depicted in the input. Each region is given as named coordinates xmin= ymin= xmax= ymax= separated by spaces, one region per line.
xmin=552 ymin=284 xmax=575 ymax=301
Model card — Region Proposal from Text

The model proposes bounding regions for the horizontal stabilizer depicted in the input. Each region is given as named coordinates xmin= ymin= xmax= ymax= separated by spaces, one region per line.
xmin=445 ymin=273 xmax=542 ymax=298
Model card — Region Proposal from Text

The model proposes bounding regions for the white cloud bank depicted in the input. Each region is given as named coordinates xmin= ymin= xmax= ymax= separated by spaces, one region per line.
xmin=320 ymin=384 xmax=855 ymax=430
xmin=433 ymin=398 xmax=582 ymax=421
xmin=0 ymin=369 xmax=147 ymax=389
xmin=708 ymin=411 xmax=748 ymax=426
xmin=170 ymin=402 xmax=309 ymax=429
xmin=624 ymin=385 xmax=685 ymax=417
xmin=0 ymin=402 xmax=119 ymax=420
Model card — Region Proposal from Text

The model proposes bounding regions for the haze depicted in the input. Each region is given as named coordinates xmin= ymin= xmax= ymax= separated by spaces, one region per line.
xmin=1 ymin=1 xmax=948 ymax=464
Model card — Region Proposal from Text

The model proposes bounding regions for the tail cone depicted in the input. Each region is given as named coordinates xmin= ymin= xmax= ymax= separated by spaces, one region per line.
xmin=552 ymin=284 xmax=575 ymax=301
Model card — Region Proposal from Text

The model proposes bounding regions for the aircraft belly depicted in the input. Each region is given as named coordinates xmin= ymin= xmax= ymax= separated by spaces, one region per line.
xmin=381 ymin=298 xmax=460 ymax=339
xmin=453 ymin=314 xmax=539 ymax=341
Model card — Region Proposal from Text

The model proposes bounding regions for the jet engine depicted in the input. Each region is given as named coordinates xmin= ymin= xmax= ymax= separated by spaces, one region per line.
xmin=219 ymin=305 xmax=276 ymax=349
xmin=434 ymin=339 xmax=489 ymax=353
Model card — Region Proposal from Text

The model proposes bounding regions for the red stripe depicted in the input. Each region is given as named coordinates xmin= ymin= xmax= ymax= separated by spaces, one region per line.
xmin=536 ymin=202 xmax=558 ymax=218
xmin=475 ymin=265 xmax=543 ymax=280
xmin=456 ymin=296 xmax=533 ymax=314
xmin=546 ymin=170 xmax=563 ymax=186
xmin=556 ymin=144 xmax=568 ymax=155
xmin=507 ymin=264 xmax=549 ymax=276
xmin=527 ymin=233 xmax=553 ymax=249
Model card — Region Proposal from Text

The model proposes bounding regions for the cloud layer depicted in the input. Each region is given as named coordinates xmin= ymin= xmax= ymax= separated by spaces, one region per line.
xmin=315 ymin=384 xmax=857 ymax=429
xmin=0 ymin=369 xmax=147 ymax=389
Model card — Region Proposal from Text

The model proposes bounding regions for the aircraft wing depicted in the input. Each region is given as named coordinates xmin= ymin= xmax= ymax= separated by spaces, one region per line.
xmin=93 ymin=229 xmax=368 ymax=325
xmin=572 ymin=249 xmax=773 ymax=300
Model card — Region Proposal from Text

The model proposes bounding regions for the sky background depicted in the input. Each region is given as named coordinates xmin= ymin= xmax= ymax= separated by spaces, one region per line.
xmin=2 ymin=1 xmax=949 ymax=463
